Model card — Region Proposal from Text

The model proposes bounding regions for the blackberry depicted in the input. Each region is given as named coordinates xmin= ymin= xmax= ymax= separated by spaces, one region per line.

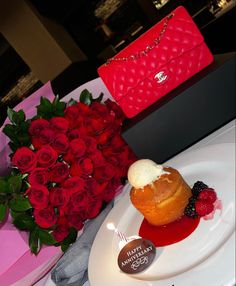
xmin=192 ymin=181 xmax=208 ymax=197
xmin=188 ymin=196 xmax=197 ymax=204
xmin=184 ymin=202 xmax=198 ymax=218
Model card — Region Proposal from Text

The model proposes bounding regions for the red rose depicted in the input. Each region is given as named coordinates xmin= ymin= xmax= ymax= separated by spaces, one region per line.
xmin=70 ymin=158 xmax=93 ymax=177
xmin=27 ymin=185 xmax=49 ymax=209
xmin=34 ymin=207 xmax=57 ymax=228
xmin=50 ymin=117 xmax=69 ymax=133
xmin=67 ymin=129 xmax=80 ymax=141
xmin=87 ymin=115 xmax=106 ymax=134
xmin=50 ymin=162 xmax=69 ymax=183
xmin=77 ymin=125 xmax=89 ymax=137
xmin=77 ymin=102 xmax=90 ymax=112
xmin=70 ymin=162 xmax=82 ymax=177
xmin=29 ymin=118 xmax=50 ymax=137
xmin=71 ymin=191 xmax=88 ymax=212
xmin=83 ymin=136 xmax=97 ymax=153
xmin=28 ymin=168 xmax=49 ymax=185
xmin=52 ymin=224 xmax=70 ymax=242
xmin=85 ymin=178 xmax=108 ymax=197
xmin=51 ymin=133 xmax=69 ymax=154
xmin=93 ymin=163 xmax=115 ymax=181
xmin=80 ymin=158 xmax=93 ymax=175
xmin=67 ymin=213 xmax=84 ymax=230
xmin=63 ymin=177 xmax=85 ymax=194
xmin=36 ymin=146 xmax=57 ymax=168
xmin=86 ymin=197 xmax=102 ymax=219
xmin=110 ymin=134 xmax=126 ymax=149
xmin=102 ymin=187 xmax=117 ymax=202
xmin=88 ymin=150 xmax=105 ymax=167
xmin=69 ymin=138 xmax=86 ymax=158
xmin=31 ymin=128 xmax=55 ymax=149
xmin=50 ymin=187 xmax=70 ymax=207
xmin=12 ymin=147 xmax=37 ymax=173
xmin=90 ymin=102 xmax=109 ymax=116
xmin=62 ymin=151 xmax=75 ymax=165
xmin=64 ymin=105 xmax=80 ymax=128
xmin=97 ymin=129 xmax=113 ymax=145
xmin=105 ymin=98 xmax=125 ymax=122
xmin=102 ymin=177 xmax=122 ymax=202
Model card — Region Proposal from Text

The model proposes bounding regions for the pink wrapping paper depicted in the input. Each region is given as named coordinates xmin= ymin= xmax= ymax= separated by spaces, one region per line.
xmin=0 ymin=82 xmax=62 ymax=286
xmin=0 ymin=216 xmax=62 ymax=286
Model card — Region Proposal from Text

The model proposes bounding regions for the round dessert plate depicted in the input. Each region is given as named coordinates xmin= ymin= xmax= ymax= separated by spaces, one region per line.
xmin=88 ymin=143 xmax=235 ymax=286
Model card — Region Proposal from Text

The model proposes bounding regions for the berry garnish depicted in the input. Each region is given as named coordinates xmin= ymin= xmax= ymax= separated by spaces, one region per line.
xmin=188 ymin=196 xmax=198 ymax=204
xmin=184 ymin=181 xmax=217 ymax=219
xmin=198 ymin=188 xmax=217 ymax=203
xmin=195 ymin=200 xmax=214 ymax=216
xmin=191 ymin=181 xmax=208 ymax=196
xmin=184 ymin=203 xmax=198 ymax=218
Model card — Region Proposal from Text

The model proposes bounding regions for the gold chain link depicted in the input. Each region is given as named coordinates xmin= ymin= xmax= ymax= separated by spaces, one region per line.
xmin=105 ymin=13 xmax=174 ymax=65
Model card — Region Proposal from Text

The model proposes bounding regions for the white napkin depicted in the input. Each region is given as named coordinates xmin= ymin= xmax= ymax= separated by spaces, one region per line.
xmin=51 ymin=201 xmax=114 ymax=286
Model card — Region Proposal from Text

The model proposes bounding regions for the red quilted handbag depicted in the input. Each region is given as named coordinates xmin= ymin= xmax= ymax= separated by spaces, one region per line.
xmin=98 ymin=6 xmax=214 ymax=118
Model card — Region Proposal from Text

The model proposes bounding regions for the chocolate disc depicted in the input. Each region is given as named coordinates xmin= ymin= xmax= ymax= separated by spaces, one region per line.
xmin=117 ymin=238 xmax=156 ymax=274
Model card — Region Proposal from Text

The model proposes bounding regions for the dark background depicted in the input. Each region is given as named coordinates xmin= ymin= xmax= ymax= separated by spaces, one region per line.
xmin=0 ymin=0 xmax=235 ymax=125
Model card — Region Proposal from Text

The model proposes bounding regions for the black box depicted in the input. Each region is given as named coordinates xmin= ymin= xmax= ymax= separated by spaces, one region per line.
xmin=122 ymin=52 xmax=236 ymax=163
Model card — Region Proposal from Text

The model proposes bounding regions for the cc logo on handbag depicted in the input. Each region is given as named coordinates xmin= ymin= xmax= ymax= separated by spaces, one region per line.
xmin=154 ymin=71 xmax=168 ymax=84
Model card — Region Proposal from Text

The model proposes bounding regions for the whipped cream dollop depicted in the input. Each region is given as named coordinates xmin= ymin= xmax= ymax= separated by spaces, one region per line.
xmin=128 ymin=159 xmax=167 ymax=189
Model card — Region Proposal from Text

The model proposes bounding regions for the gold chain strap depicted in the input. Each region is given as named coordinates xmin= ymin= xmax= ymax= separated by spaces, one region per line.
xmin=105 ymin=13 xmax=174 ymax=65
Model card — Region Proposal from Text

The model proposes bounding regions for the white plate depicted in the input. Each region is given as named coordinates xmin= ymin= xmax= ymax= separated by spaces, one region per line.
xmin=88 ymin=143 xmax=235 ymax=286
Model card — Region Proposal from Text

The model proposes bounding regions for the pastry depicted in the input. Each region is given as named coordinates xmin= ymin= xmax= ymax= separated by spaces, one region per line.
xmin=128 ymin=159 xmax=192 ymax=226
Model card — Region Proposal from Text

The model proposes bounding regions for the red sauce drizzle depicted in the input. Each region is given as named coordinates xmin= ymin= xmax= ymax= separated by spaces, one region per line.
xmin=139 ymin=215 xmax=200 ymax=247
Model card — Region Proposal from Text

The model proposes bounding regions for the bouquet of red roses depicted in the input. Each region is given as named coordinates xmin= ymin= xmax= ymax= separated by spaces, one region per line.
xmin=0 ymin=89 xmax=136 ymax=254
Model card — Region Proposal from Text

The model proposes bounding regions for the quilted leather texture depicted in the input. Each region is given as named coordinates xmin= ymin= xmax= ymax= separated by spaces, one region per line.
xmin=98 ymin=6 xmax=214 ymax=118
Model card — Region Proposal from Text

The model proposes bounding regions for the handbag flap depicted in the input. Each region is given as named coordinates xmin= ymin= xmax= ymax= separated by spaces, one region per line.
xmin=98 ymin=6 xmax=205 ymax=102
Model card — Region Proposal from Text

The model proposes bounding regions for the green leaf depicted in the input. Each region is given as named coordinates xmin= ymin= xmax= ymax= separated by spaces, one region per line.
xmin=13 ymin=110 xmax=25 ymax=124
xmin=3 ymin=120 xmax=30 ymax=150
xmin=80 ymin=89 xmax=93 ymax=105
xmin=0 ymin=179 xmax=7 ymax=193
xmin=7 ymin=108 xmax=15 ymax=124
xmin=9 ymin=196 xmax=32 ymax=212
xmin=3 ymin=124 xmax=17 ymax=141
xmin=9 ymin=142 xmax=18 ymax=153
xmin=20 ymin=120 xmax=30 ymax=132
xmin=0 ymin=204 xmax=7 ymax=221
xmin=67 ymin=98 xmax=78 ymax=106
xmin=0 ymin=194 xmax=7 ymax=204
xmin=13 ymin=213 xmax=35 ymax=230
xmin=17 ymin=134 xmax=30 ymax=145
xmin=53 ymin=96 xmax=66 ymax=115
xmin=93 ymin=92 xmax=104 ymax=103
xmin=7 ymin=108 xmax=25 ymax=125
xmin=7 ymin=176 xmax=22 ymax=193
xmin=40 ymin=96 xmax=52 ymax=108
xmin=36 ymin=96 xmax=66 ymax=119
xmin=38 ymin=229 xmax=57 ymax=245
xmin=10 ymin=209 xmax=22 ymax=219
xmin=61 ymin=227 xmax=77 ymax=252
xmin=36 ymin=97 xmax=53 ymax=119
xmin=29 ymin=229 xmax=41 ymax=254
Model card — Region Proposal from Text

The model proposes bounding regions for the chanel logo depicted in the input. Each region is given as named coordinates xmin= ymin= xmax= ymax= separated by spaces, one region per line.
xmin=154 ymin=71 xmax=168 ymax=83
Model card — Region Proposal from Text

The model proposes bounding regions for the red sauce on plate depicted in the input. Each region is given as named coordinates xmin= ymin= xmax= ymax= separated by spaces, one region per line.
xmin=139 ymin=215 xmax=200 ymax=247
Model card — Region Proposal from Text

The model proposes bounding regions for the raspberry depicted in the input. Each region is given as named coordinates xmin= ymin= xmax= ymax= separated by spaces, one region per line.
xmin=198 ymin=188 xmax=217 ymax=203
xmin=192 ymin=181 xmax=208 ymax=197
xmin=195 ymin=200 xmax=214 ymax=216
